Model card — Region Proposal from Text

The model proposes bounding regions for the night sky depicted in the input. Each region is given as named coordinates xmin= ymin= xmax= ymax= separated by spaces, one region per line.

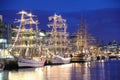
xmin=0 ymin=0 xmax=120 ymax=43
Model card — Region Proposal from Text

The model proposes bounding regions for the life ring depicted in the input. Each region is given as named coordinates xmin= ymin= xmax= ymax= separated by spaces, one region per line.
xmin=0 ymin=62 xmax=5 ymax=70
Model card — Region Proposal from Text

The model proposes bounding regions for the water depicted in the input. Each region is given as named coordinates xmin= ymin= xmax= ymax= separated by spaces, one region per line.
xmin=0 ymin=60 xmax=120 ymax=80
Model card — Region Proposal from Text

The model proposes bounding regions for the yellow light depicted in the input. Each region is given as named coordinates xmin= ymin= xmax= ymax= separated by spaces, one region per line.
xmin=30 ymin=36 xmax=33 ymax=39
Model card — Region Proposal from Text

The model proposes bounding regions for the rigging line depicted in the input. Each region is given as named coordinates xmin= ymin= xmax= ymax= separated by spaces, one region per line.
xmin=9 ymin=23 xmax=22 ymax=51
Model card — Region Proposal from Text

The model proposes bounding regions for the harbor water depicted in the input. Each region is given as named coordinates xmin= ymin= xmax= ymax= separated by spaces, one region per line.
xmin=0 ymin=60 xmax=120 ymax=80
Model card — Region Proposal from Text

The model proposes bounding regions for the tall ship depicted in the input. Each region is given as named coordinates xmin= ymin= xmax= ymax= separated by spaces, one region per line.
xmin=71 ymin=19 xmax=94 ymax=62
xmin=9 ymin=10 xmax=46 ymax=68
xmin=47 ymin=14 xmax=71 ymax=64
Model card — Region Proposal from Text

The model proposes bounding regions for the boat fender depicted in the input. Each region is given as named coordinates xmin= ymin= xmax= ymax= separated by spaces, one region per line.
xmin=0 ymin=62 xmax=4 ymax=70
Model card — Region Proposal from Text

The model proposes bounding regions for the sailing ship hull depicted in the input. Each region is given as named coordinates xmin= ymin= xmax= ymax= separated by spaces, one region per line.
xmin=50 ymin=55 xmax=71 ymax=64
xmin=71 ymin=57 xmax=91 ymax=62
xmin=71 ymin=53 xmax=91 ymax=62
xmin=18 ymin=58 xmax=46 ymax=68
xmin=108 ymin=54 xmax=120 ymax=59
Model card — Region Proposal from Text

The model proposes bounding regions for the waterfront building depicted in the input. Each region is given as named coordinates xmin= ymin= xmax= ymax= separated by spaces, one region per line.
xmin=117 ymin=44 xmax=120 ymax=54
xmin=103 ymin=40 xmax=120 ymax=54
xmin=0 ymin=16 xmax=15 ymax=44
xmin=0 ymin=15 xmax=2 ymax=22
xmin=0 ymin=15 xmax=15 ymax=58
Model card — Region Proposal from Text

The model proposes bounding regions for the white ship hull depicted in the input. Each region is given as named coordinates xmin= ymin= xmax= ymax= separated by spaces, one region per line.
xmin=51 ymin=55 xmax=71 ymax=64
xmin=18 ymin=58 xmax=46 ymax=68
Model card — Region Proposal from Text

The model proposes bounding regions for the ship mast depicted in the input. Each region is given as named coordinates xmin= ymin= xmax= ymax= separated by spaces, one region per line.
xmin=11 ymin=10 xmax=39 ymax=58
xmin=18 ymin=10 xmax=27 ymax=45
xmin=18 ymin=10 xmax=28 ymax=57
xmin=48 ymin=14 xmax=57 ymax=55
xmin=76 ymin=19 xmax=88 ymax=54
xmin=27 ymin=12 xmax=36 ymax=45
xmin=48 ymin=14 xmax=68 ymax=55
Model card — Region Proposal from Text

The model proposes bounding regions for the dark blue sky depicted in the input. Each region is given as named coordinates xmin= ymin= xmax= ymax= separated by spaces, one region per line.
xmin=0 ymin=0 xmax=120 ymax=43
xmin=0 ymin=0 xmax=120 ymax=11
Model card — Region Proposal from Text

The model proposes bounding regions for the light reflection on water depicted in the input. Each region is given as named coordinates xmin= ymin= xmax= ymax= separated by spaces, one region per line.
xmin=0 ymin=60 xmax=120 ymax=80
xmin=9 ymin=68 xmax=44 ymax=80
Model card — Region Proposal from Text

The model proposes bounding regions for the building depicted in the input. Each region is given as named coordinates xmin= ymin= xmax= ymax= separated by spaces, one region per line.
xmin=103 ymin=40 xmax=120 ymax=54
xmin=0 ymin=16 xmax=15 ymax=45
xmin=0 ymin=15 xmax=2 ymax=22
